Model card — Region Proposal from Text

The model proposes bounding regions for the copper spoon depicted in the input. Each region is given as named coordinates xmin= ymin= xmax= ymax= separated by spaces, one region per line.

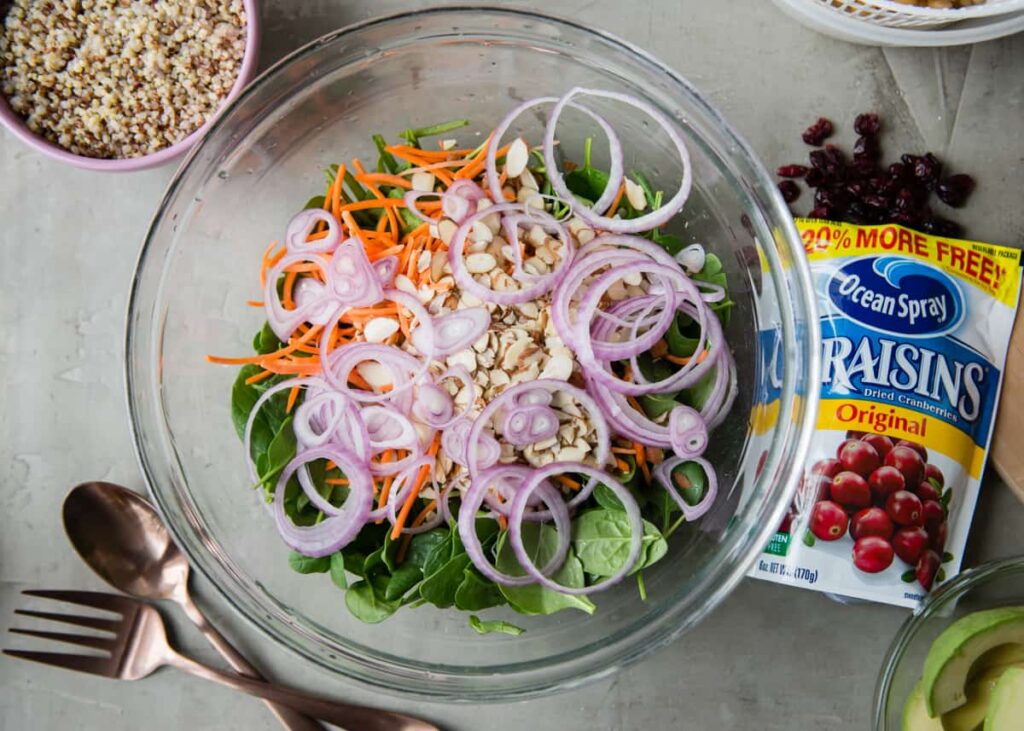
xmin=62 ymin=481 xmax=324 ymax=731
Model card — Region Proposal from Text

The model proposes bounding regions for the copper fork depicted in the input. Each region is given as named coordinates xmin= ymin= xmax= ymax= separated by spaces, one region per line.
xmin=4 ymin=590 xmax=439 ymax=731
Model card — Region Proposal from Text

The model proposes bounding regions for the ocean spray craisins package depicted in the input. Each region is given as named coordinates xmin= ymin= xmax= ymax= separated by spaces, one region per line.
xmin=750 ymin=220 xmax=1022 ymax=607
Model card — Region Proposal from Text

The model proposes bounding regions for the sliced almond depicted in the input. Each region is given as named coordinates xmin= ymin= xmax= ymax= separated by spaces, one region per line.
xmin=437 ymin=218 xmax=458 ymax=246
xmin=504 ymin=137 xmax=529 ymax=178
xmin=364 ymin=317 xmax=399 ymax=343
xmin=460 ymin=290 xmax=484 ymax=308
xmin=540 ymin=353 xmax=573 ymax=380
xmin=559 ymin=446 xmax=587 ymax=462
xmin=447 ymin=348 xmax=477 ymax=373
xmin=431 ymin=250 xmax=447 ymax=281
xmin=624 ymin=177 xmax=647 ymax=211
xmin=490 ymin=369 xmax=511 ymax=387
xmin=417 ymin=249 xmax=432 ymax=273
xmin=466 ymin=252 xmax=497 ymax=274
xmin=411 ymin=172 xmax=436 ymax=192
xmin=470 ymin=220 xmax=493 ymax=244
xmin=516 ymin=301 xmax=539 ymax=320
xmin=440 ymin=138 xmax=457 ymax=151
xmin=623 ymin=271 xmax=643 ymax=286
xmin=502 ymin=338 xmax=530 ymax=370
xmin=356 ymin=361 xmax=392 ymax=390
xmin=534 ymin=436 xmax=558 ymax=451
xmin=518 ymin=168 xmax=539 ymax=191
xmin=394 ymin=274 xmax=417 ymax=295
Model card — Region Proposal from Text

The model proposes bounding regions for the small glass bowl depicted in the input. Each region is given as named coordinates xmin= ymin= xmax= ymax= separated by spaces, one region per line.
xmin=126 ymin=7 xmax=819 ymax=700
xmin=873 ymin=556 xmax=1024 ymax=730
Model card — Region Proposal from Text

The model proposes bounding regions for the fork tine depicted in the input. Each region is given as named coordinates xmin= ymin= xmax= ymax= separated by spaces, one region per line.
xmin=22 ymin=589 xmax=134 ymax=614
xmin=9 ymin=627 xmax=116 ymax=651
xmin=14 ymin=609 xmax=120 ymax=633
xmin=2 ymin=649 xmax=116 ymax=677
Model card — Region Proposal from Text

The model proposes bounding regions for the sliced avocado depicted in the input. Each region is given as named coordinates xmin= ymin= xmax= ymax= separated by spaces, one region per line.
xmin=972 ymin=643 xmax=1024 ymax=677
xmin=941 ymin=664 xmax=1023 ymax=731
xmin=904 ymin=680 xmax=945 ymax=730
xmin=923 ymin=607 xmax=1024 ymax=716
xmin=984 ymin=666 xmax=1024 ymax=731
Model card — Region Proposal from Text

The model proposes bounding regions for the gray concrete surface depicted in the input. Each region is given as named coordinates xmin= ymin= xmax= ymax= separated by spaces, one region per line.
xmin=2 ymin=1 xmax=1022 ymax=729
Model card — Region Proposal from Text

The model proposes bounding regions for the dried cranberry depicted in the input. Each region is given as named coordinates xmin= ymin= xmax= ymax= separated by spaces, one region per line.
xmin=778 ymin=180 xmax=800 ymax=203
xmin=862 ymin=194 xmax=888 ymax=210
xmin=854 ymin=113 xmax=881 ymax=136
xmin=913 ymin=153 xmax=942 ymax=186
xmin=852 ymin=158 xmax=880 ymax=178
xmin=893 ymin=188 xmax=918 ymax=212
xmin=890 ymin=211 xmax=921 ymax=228
xmin=777 ymin=164 xmax=809 ymax=178
xmin=936 ymin=174 xmax=975 ymax=208
xmin=804 ymin=168 xmax=825 ymax=187
xmin=809 ymin=149 xmax=829 ymax=171
xmin=808 ymin=206 xmax=831 ymax=219
xmin=901 ymin=153 xmax=920 ymax=168
xmin=853 ymin=135 xmax=879 ymax=161
xmin=802 ymin=117 xmax=834 ymax=146
xmin=888 ymin=162 xmax=909 ymax=181
xmin=845 ymin=182 xmax=866 ymax=198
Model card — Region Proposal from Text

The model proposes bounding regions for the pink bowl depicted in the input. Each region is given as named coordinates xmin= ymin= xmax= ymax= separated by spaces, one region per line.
xmin=0 ymin=0 xmax=261 ymax=172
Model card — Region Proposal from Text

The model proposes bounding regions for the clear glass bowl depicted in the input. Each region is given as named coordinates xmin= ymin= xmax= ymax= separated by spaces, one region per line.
xmin=126 ymin=7 xmax=819 ymax=700
xmin=873 ymin=556 xmax=1024 ymax=729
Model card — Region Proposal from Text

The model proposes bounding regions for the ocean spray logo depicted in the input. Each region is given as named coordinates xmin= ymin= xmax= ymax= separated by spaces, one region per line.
xmin=827 ymin=256 xmax=964 ymax=337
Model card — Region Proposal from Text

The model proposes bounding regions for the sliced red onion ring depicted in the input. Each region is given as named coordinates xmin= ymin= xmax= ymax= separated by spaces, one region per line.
xmin=292 ymin=391 xmax=350 ymax=449
xmin=442 ymin=179 xmax=485 ymax=223
xmin=458 ymin=465 xmax=571 ymax=587
xmin=513 ymin=388 xmax=553 ymax=408
xmin=263 ymin=252 xmax=339 ymax=341
xmin=544 ymin=88 xmax=692 ymax=234
xmin=499 ymin=210 xmax=574 ymax=285
xmin=291 ymin=277 xmax=338 ymax=327
xmin=373 ymin=256 xmax=399 ymax=287
xmin=362 ymin=405 xmax=418 ymax=452
xmin=402 ymin=190 xmax=442 ymax=224
xmin=284 ymin=208 xmax=342 ymax=255
xmin=272 ymin=446 xmax=374 ymax=557
xmin=243 ymin=377 xmax=331 ymax=484
xmin=652 ymin=456 xmax=718 ymax=522
xmin=466 ymin=380 xmax=609 ymax=477
xmin=668 ymin=404 xmax=708 ymax=458
xmin=502 ymin=405 xmax=560 ymax=446
xmin=486 ymin=95 xmax=623 ymax=216
xmin=411 ymin=307 xmax=489 ymax=359
xmin=441 ymin=418 xmax=473 ymax=468
xmin=321 ymin=341 xmax=424 ymax=405
xmin=508 ymin=463 xmax=642 ymax=594
xmin=328 ymin=238 xmax=385 ymax=307
xmin=412 ymin=383 xmax=454 ymax=427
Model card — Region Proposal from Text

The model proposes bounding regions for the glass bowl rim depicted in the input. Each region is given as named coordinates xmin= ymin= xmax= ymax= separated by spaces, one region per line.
xmin=872 ymin=554 xmax=1024 ymax=730
xmin=125 ymin=4 xmax=821 ymax=700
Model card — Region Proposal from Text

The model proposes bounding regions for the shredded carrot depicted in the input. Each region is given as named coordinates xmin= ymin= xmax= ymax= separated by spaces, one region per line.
xmin=244 ymin=369 xmax=274 ymax=385
xmin=607 ymin=183 xmax=627 ymax=217
xmin=554 ymin=474 xmax=581 ymax=491
xmin=207 ymin=325 xmax=323 ymax=366
xmin=497 ymin=515 xmax=508 ymax=531
xmin=390 ymin=433 xmax=441 ymax=539
xmin=375 ymin=451 xmax=396 ymax=512
xmin=285 ymin=385 xmax=300 ymax=413
xmin=411 ymin=499 xmax=438 ymax=527
xmin=633 ymin=441 xmax=652 ymax=484
xmin=357 ymin=172 xmax=412 ymax=189
xmin=616 ymin=457 xmax=632 ymax=473
xmin=664 ymin=349 xmax=710 ymax=366
xmin=325 ymin=478 xmax=350 ymax=486
xmin=246 ymin=300 xmax=263 ymax=307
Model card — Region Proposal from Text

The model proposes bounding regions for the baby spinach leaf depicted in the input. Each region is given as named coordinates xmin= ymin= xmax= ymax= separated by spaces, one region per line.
xmin=639 ymin=392 xmax=679 ymax=420
xmin=571 ymin=510 xmax=667 ymax=578
xmin=329 ymin=552 xmax=348 ymax=589
xmin=303 ymin=195 xmax=326 ymax=210
xmin=454 ymin=568 xmax=505 ymax=612
xmin=495 ymin=524 xmax=596 ymax=616
xmin=384 ymin=564 xmax=423 ymax=602
xmin=404 ymin=528 xmax=450 ymax=571
xmin=345 ymin=578 xmax=400 ymax=624
xmin=420 ymin=553 xmax=472 ymax=609
xmin=564 ymin=138 xmax=612 ymax=203
xmin=666 ymin=315 xmax=700 ymax=358
xmin=288 ymin=551 xmax=330 ymax=574
xmin=399 ymin=118 xmax=469 ymax=147
xmin=252 ymin=322 xmax=284 ymax=355
xmin=468 ymin=615 xmax=525 ymax=637
xmin=258 ymin=416 xmax=297 ymax=492
xmin=422 ymin=532 xmax=455 ymax=577
xmin=652 ymin=230 xmax=685 ymax=256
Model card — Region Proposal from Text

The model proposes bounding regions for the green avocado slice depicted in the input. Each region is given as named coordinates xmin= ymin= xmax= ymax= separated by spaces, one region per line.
xmin=983 ymin=666 xmax=1024 ymax=731
xmin=903 ymin=680 xmax=944 ymax=730
xmin=941 ymin=663 xmax=1023 ymax=731
xmin=922 ymin=607 xmax=1024 ymax=717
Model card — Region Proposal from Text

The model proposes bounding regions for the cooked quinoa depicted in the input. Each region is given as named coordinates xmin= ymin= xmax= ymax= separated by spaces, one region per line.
xmin=0 ymin=0 xmax=246 ymax=159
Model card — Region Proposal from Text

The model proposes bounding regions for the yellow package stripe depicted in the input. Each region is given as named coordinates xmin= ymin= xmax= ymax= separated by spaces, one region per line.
xmin=796 ymin=219 xmax=1023 ymax=308
xmin=750 ymin=399 xmax=780 ymax=435
xmin=817 ymin=399 xmax=986 ymax=478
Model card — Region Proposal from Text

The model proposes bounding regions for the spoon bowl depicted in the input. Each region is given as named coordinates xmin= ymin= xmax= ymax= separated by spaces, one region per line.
xmin=62 ymin=481 xmax=189 ymax=602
